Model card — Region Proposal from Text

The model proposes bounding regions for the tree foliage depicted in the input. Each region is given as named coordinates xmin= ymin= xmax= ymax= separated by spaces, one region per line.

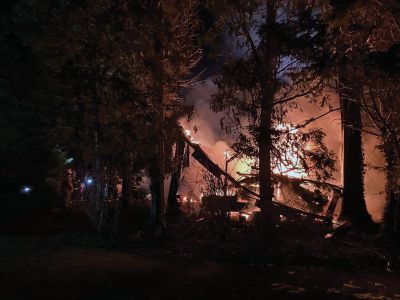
xmin=207 ymin=1 xmax=336 ymax=221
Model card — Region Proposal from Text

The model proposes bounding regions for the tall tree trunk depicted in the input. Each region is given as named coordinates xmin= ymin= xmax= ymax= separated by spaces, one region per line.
xmin=118 ymin=164 xmax=132 ymax=232
xmin=382 ymin=136 xmax=400 ymax=246
xmin=149 ymin=2 xmax=166 ymax=231
xmin=167 ymin=139 xmax=185 ymax=213
xmin=257 ymin=0 xmax=276 ymax=223
xmin=339 ymin=74 xmax=373 ymax=225
xmin=258 ymin=88 xmax=274 ymax=220
xmin=150 ymin=166 xmax=166 ymax=230
xmin=90 ymin=81 xmax=108 ymax=234
xmin=149 ymin=96 xmax=167 ymax=230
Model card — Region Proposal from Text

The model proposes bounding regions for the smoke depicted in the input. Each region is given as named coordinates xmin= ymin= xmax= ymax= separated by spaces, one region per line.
xmin=285 ymin=92 xmax=343 ymax=184
xmin=181 ymin=80 xmax=386 ymax=222
xmin=178 ymin=79 xmax=231 ymax=200
xmin=184 ymin=79 xmax=231 ymax=146
xmin=285 ymin=93 xmax=386 ymax=222
xmin=363 ymin=134 xmax=386 ymax=222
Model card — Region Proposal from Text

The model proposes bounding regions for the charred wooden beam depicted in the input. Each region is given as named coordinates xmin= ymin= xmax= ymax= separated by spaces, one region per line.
xmin=180 ymin=129 xmax=260 ymax=199
xmin=178 ymin=127 xmax=334 ymax=222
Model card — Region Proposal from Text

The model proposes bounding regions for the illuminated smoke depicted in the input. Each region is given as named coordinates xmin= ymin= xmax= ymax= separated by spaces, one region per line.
xmin=181 ymin=81 xmax=386 ymax=222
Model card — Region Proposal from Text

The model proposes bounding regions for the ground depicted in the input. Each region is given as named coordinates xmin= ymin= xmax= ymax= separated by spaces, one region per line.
xmin=1 ymin=208 xmax=400 ymax=300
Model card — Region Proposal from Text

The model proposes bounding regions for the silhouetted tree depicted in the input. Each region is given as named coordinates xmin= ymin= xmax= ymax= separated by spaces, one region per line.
xmin=137 ymin=0 xmax=202 ymax=230
xmin=321 ymin=0 xmax=377 ymax=225
xmin=208 ymin=0 xmax=335 ymax=224
xmin=322 ymin=0 xmax=400 ymax=226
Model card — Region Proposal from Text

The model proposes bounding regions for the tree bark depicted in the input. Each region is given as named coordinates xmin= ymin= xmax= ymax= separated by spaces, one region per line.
xmin=119 ymin=165 xmax=132 ymax=231
xmin=258 ymin=88 xmax=274 ymax=220
xmin=257 ymin=0 xmax=276 ymax=223
xmin=383 ymin=142 xmax=400 ymax=241
xmin=167 ymin=139 xmax=185 ymax=213
xmin=150 ymin=164 xmax=166 ymax=230
xmin=339 ymin=73 xmax=373 ymax=225
xmin=149 ymin=2 xmax=166 ymax=231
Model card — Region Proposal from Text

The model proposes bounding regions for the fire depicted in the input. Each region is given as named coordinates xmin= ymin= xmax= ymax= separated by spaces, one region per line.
xmin=180 ymin=124 xmax=308 ymax=214
xmin=272 ymin=153 xmax=306 ymax=179
xmin=223 ymin=150 xmax=231 ymax=160
xmin=235 ymin=157 xmax=256 ymax=175
xmin=232 ymin=124 xmax=308 ymax=179
xmin=273 ymin=124 xmax=307 ymax=179
xmin=229 ymin=211 xmax=253 ymax=222
xmin=240 ymin=212 xmax=251 ymax=221
xmin=184 ymin=129 xmax=200 ymax=144
xmin=233 ymin=154 xmax=307 ymax=180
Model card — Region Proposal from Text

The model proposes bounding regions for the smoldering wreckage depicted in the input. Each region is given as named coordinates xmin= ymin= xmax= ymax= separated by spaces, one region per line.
xmin=71 ymin=126 xmax=346 ymax=239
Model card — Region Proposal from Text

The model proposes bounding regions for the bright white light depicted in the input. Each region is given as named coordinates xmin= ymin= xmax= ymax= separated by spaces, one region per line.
xmin=184 ymin=128 xmax=200 ymax=144
xmin=86 ymin=177 xmax=94 ymax=185
xmin=184 ymin=129 xmax=191 ymax=137
xmin=21 ymin=186 xmax=32 ymax=194
xmin=223 ymin=150 xmax=230 ymax=160
xmin=240 ymin=212 xmax=251 ymax=221
xmin=65 ymin=157 xmax=74 ymax=164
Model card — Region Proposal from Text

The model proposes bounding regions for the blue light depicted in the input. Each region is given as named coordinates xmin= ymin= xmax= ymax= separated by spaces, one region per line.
xmin=21 ymin=186 xmax=32 ymax=194
xmin=85 ymin=177 xmax=94 ymax=185
xmin=65 ymin=157 xmax=74 ymax=164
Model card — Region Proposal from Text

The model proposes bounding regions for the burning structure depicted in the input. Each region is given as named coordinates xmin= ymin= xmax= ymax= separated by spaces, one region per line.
xmin=172 ymin=126 xmax=342 ymax=229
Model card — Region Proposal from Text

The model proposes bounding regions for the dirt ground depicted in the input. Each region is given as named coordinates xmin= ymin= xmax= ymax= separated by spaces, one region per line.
xmin=1 ymin=209 xmax=400 ymax=300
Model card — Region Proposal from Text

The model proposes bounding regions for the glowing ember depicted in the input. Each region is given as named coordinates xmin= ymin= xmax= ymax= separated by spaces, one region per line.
xmin=240 ymin=212 xmax=251 ymax=221
xmin=230 ymin=211 xmax=252 ymax=222
xmin=212 ymin=189 xmax=235 ymax=196
xmin=184 ymin=128 xmax=200 ymax=144
xmin=184 ymin=129 xmax=191 ymax=137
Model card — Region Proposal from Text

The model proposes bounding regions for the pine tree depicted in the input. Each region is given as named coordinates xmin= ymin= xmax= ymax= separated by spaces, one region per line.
xmin=322 ymin=0 xmax=400 ymax=226
xmin=14 ymin=0 xmax=203 ymax=233
xmin=137 ymin=0 xmax=202 ymax=230
xmin=208 ymin=0 xmax=336 ymax=224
